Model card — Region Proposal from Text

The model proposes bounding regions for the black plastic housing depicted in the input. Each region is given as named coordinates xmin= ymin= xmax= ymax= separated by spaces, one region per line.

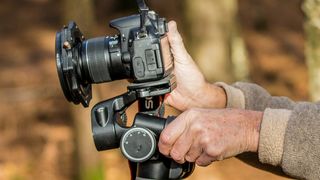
xmin=55 ymin=11 xmax=172 ymax=107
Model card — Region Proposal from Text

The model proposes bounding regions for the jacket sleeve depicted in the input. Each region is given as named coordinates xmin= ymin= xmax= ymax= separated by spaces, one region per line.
xmin=216 ymin=82 xmax=320 ymax=180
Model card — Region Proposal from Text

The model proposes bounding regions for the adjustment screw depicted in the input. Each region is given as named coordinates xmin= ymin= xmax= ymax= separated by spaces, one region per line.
xmin=63 ymin=41 xmax=71 ymax=49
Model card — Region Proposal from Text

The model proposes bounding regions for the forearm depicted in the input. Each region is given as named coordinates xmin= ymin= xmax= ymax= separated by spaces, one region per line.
xmin=217 ymin=82 xmax=320 ymax=179
xmin=214 ymin=81 xmax=292 ymax=165
xmin=216 ymin=82 xmax=297 ymax=111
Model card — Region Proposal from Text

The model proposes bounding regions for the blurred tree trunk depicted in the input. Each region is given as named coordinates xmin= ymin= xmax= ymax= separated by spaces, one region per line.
xmin=70 ymin=98 xmax=104 ymax=180
xmin=303 ymin=0 xmax=320 ymax=101
xmin=64 ymin=1 xmax=104 ymax=180
xmin=184 ymin=0 xmax=249 ymax=83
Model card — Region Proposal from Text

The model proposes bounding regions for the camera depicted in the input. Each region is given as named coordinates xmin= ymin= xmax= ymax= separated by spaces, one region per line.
xmin=56 ymin=0 xmax=173 ymax=107
xmin=55 ymin=0 xmax=194 ymax=179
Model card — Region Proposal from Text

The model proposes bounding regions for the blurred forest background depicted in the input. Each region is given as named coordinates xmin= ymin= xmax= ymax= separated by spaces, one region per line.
xmin=0 ymin=0 xmax=318 ymax=179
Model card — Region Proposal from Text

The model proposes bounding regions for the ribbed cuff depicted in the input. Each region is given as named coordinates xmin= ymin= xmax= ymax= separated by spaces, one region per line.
xmin=258 ymin=108 xmax=291 ymax=166
xmin=215 ymin=82 xmax=245 ymax=109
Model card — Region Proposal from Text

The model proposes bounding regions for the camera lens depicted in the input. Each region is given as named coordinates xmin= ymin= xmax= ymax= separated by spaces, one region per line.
xmin=55 ymin=22 xmax=131 ymax=107
xmin=81 ymin=36 xmax=130 ymax=84
xmin=82 ymin=37 xmax=112 ymax=83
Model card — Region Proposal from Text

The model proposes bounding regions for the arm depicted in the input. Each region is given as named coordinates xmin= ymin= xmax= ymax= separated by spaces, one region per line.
xmin=216 ymin=82 xmax=297 ymax=111
xmin=163 ymin=21 xmax=320 ymax=179
xmin=159 ymin=104 xmax=320 ymax=179
xmin=217 ymin=82 xmax=320 ymax=179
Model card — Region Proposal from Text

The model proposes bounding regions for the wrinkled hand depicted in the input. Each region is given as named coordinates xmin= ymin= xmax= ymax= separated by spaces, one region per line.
xmin=165 ymin=21 xmax=226 ymax=111
xmin=158 ymin=108 xmax=262 ymax=166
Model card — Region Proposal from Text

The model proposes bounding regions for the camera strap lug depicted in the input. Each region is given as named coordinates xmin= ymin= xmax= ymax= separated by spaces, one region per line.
xmin=136 ymin=0 xmax=149 ymax=35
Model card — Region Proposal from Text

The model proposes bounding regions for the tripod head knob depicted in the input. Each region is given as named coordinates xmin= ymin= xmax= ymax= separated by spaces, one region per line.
xmin=120 ymin=127 xmax=157 ymax=163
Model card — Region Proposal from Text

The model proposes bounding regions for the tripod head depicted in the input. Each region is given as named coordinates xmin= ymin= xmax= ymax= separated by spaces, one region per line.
xmin=92 ymin=75 xmax=176 ymax=153
xmin=91 ymin=75 xmax=194 ymax=179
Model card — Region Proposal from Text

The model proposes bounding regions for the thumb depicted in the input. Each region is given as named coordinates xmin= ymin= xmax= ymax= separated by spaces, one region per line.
xmin=167 ymin=21 xmax=183 ymax=47
xmin=167 ymin=21 xmax=191 ymax=64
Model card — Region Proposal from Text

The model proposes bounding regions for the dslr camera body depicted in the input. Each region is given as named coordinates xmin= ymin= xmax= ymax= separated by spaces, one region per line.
xmin=56 ymin=0 xmax=173 ymax=107
xmin=55 ymin=0 xmax=194 ymax=179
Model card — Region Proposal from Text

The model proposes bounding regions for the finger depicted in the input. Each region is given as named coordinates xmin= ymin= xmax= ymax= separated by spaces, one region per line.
xmin=167 ymin=21 xmax=191 ymax=65
xmin=167 ymin=21 xmax=183 ymax=47
xmin=169 ymin=126 xmax=193 ymax=164
xmin=158 ymin=115 xmax=188 ymax=156
xmin=195 ymin=153 xmax=216 ymax=167
xmin=185 ymin=142 xmax=203 ymax=163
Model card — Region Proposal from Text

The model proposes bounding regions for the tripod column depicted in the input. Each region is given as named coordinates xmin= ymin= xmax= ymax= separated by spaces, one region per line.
xmin=138 ymin=96 xmax=162 ymax=115
xmin=133 ymin=96 xmax=172 ymax=180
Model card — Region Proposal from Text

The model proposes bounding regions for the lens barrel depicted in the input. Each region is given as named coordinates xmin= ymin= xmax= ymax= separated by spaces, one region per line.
xmin=81 ymin=36 xmax=129 ymax=84
xmin=82 ymin=37 xmax=112 ymax=83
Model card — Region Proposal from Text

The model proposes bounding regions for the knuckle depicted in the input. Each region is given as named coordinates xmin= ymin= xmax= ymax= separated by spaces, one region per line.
xmin=206 ymin=148 xmax=218 ymax=157
xmin=199 ymin=137 xmax=211 ymax=147
xmin=190 ymin=123 xmax=202 ymax=134
xmin=206 ymin=147 xmax=223 ymax=158
xmin=170 ymin=149 xmax=183 ymax=162
xmin=159 ymin=133 xmax=171 ymax=146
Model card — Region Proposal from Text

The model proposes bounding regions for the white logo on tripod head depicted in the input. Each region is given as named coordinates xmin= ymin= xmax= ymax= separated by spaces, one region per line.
xmin=145 ymin=97 xmax=154 ymax=109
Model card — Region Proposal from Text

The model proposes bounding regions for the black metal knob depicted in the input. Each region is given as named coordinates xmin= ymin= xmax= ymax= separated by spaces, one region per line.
xmin=120 ymin=127 xmax=156 ymax=163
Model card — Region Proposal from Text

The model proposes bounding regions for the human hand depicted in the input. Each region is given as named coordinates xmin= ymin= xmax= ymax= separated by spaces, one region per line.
xmin=165 ymin=21 xmax=226 ymax=111
xmin=158 ymin=108 xmax=262 ymax=166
